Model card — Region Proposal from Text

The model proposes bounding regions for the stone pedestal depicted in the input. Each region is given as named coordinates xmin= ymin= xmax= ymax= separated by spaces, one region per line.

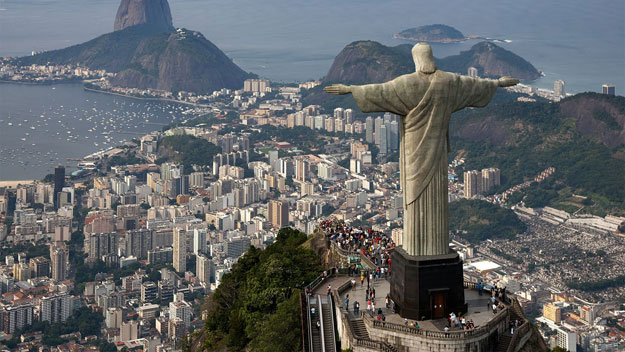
xmin=390 ymin=247 xmax=466 ymax=320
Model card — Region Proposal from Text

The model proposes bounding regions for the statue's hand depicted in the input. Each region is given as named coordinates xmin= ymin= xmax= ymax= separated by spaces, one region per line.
xmin=323 ymin=84 xmax=352 ymax=95
xmin=498 ymin=76 xmax=520 ymax=87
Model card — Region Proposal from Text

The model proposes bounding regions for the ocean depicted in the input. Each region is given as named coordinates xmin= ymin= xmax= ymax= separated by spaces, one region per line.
xmin=0 ymin=0 xmax=623 ymax=179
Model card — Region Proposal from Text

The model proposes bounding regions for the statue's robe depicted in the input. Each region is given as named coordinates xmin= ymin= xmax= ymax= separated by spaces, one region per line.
xmin=351 ymin=70 xmax=498 ymax=256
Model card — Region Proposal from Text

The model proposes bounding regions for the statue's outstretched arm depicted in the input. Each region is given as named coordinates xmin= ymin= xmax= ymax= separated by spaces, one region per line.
xmin=323 ymin=84 xmax=353 ymax=95
xmin=497 ymin=76 xmax=520 ymax=87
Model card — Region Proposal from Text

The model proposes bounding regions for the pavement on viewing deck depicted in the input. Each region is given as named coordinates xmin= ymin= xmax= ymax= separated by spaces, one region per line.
xmin=313 ymin=276 xmax=504 ymax=332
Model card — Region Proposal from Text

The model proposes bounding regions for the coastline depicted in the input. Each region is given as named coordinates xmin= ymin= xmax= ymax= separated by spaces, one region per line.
xmin=392 ymin=33 xmax=468 ymax=43
xmin=0 ymin=78 xmax=82 ymax=86
xmin=392 ymin=34 xmax=508 ymax=44
xmin=0 ymin=180 xmax=36 ymax=188
xmin=0 ymin=79 xmax=206 ymax=107
xmin=82 ymin=86 xmax=205 ymax=107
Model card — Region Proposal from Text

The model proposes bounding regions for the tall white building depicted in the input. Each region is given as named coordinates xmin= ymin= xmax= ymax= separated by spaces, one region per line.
xmin=317 ymin=163 xmax=334 ymax=180
xmin=556 ymin=327 xmax=576 ymax=352
xmin=554 ymin=80 xmax=566 ymax=99
xmin=50 ymin=244 xmax=68 ymax=282
xmin=40 ymin=293 xmax=72 ymax=324
xmin=481 ymin=168 xmax=501 ymax=193
xmin=333 ymin=107 xmax=344 ymax=119
xmin=389 ymin=120 xmax=399 ymax=151
xmin=1 ymin=304 xmax=34 ymax=334
xmin=295 ymin=159 xmax=309 ymax=182
xmin=379 ymin=124 xmax=388 ymax=155
xmin=169 ymin=301 xmax=192 ymax=328
xmin=243 ymin=78 xmax=270 ymax=93
xmin=196 ymin=254 xmax=211 ymax=284
xmin=278 ymin=158 xmax=294 ymax=178
xmin=374 ymin=116 xmax=384 ymax=146
xmin=173 ymin=228 xmax=186 ymax=273
xmin=602 ymin=84 xmax=615 ymax=96
xmin=468 ymin=66 xmax=479 ymax=78
xmin=344 ymin=109 xmax=353 ymax=124
xmin=120 ymin=321 xmax=139 ymax=342
xmin=464 ymin=170 xmax=482 ymax=198
xmin=365 ymin=116 xmax=374 ymax=143
xmin=193 ymin=228 xmax=207 ymax=255
xmin=105 ymin=307 xmax=122 ymax=329
xmin=189 ymin=172 xmax=204 ymax=189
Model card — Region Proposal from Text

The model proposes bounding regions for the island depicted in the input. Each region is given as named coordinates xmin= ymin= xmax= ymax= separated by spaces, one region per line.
xmin=394 ymin=24 xmax=467 ymax=43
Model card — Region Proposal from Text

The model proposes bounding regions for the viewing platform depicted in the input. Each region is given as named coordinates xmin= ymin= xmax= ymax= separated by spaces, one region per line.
xmin=302 ymin=227 xmax=544 ymax=351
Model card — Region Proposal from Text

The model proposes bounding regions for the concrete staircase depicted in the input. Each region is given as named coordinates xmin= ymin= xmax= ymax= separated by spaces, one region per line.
xmin=349 ymin=318 xmax=370 ymax=339
xmin=495 ymin=333 xmax=513 ymax=352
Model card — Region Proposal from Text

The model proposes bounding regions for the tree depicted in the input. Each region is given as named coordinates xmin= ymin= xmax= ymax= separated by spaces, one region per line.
xmin=203 ymin=227 xmax=322 ymax=350
xmin=249 ymin=294 xmax=302 ymax=351
xmin=551 ymin=347 xmax=568 ymax=352
xmin=42 ymin=174 xmax=55 ymax=183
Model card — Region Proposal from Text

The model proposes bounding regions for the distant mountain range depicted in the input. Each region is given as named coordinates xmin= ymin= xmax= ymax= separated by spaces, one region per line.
xmin=304 ymin=40 xmax=541 ymax=107
xmin=322 ymin=40 xmax=541 ymax=85
xmin=15 ymin=0 xmax=250 ymax=94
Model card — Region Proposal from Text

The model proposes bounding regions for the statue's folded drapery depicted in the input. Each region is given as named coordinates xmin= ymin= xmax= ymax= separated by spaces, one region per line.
xmin=351 ymin=71 xmax=498 ymax=256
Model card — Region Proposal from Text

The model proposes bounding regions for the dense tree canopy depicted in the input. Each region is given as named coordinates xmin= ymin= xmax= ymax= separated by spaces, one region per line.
xmin=159 ymin=135 xmax=222 ymax=173
xmin=450 ymin=199 xmax=527 ymax=243
xmin=450 ymin=94 xmax=625 ymax=214
xmin=201 ymin=227 xmax=322 ymax=351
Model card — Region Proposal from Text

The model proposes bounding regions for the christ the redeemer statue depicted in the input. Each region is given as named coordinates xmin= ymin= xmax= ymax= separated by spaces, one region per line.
xmin=325 ymin=43 xmax=518 ymax=257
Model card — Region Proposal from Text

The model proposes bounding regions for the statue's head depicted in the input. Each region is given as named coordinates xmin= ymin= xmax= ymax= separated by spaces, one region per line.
xmin=412 ymin=43 xmax=437 ymax=74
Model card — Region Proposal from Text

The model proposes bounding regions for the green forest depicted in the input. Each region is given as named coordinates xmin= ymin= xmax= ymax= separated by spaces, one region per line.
xmin=449 ymin=199 xmax=527 ymax=243
xmin=199 ymin=227 xmax=322 ymax=351
xmin=159 ymin=135 xmax=222 ymax=173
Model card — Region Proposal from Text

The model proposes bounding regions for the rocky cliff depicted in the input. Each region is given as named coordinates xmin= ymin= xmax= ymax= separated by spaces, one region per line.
xmin=114 ymin=0 xmax=173 ymax=31
xmin=110 ymin=29 xmax=250 ymax=94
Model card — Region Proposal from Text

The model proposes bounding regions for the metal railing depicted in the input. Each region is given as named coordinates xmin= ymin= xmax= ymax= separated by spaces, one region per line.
xmin=329 ymin=241 xmax=383 ymax=270
xmin=506 ymin=320 xmax=530 ymax=352
xmin=506 ymin=299 xmax=530 ymax=352
xmin=331 ymin=285 xmax=398 ymax=352
xmin=317 ymin=295 xmax=327 ymax=352
xmin=364 ymin=307 xmax=508 ymax=341
xmin=327 ymin=293 xmax=338 ymax=352
xmin=306 ymin=294 xmax=315 ymax=352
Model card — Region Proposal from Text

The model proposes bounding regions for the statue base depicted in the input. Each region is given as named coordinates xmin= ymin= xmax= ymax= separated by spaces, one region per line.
xmin=390 ymin=247 xmax=467 ymax=320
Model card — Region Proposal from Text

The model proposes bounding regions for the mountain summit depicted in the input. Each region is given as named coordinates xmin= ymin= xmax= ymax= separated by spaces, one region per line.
xmin=17 ymin=0 xmax=249 ymax=94
xmin=114 ymin=0 xmax=174 ymax=31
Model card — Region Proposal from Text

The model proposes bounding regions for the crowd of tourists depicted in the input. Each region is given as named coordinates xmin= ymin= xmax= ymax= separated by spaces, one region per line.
xmin=319 ymin=219 xmax=395 ymax=270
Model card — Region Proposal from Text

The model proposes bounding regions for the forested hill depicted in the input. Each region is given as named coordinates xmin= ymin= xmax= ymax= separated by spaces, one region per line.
xmin=186 ymin=228 xmax=322 ymax=352
xmin=450 ymin=92 xmax=625 ymax=215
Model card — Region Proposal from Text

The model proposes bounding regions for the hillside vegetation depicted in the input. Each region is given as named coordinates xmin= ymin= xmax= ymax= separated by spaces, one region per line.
xmin=450 ymin=199 xmax=527 ymax=243
xmin=451 ymin=93 xmax=625 ymax=215
xmin=158 ymin=135 xmax=221 ymax=173
xmin=196 ymin=228 xmax=322 ymax=351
